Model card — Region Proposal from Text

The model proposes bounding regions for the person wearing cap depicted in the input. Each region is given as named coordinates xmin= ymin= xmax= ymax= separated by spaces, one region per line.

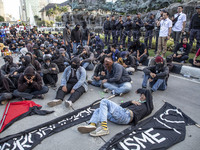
xmin=132 ymin=13 xmax=144 ymax=41
xmin=144 ymin=13 xmax=155 ymax=50
xmin=47 ymin=57 xmax=87 ymax=108
xmin=103 ymin=16 xmax=111 ymax=46
xmin=155 ymin=9 xmax=165 ymax=54
xmin=33 ymin=44 xmax=43 ymax=63
xmin=110 ymin=15 xmax=116 ymax=44
xmin=71 ymin=24 xmax=82 ymax=55
xmin=42 ymin=56 xmax=59 ymax=88
xmin=77 ymin=88 xmax=153 ymax=137
xmin=189 ymin=6 xmax=200 ymax=51
xmin=118 ymin=51 xmax=137 ymax=75
xmin=13 ymin=66 xmax=49 ymax=100
xmin=142 ymin=56 xmax=169 ymax=93
xmin=122 ymin=15 xmax=132 ymax=48
xmin=157 ymin=11 xmax=172 ymax=57
xmin=115 ymin=15 xmax=124 ymax=45
xmin=172 ymin=6 xmax=186 ymax=47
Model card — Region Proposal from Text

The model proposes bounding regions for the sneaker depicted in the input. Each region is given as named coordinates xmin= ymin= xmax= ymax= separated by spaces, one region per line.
xmin=77 ymin=124 xmax=96 ymax=134
xmin=89 ymin=126 xmax=109 ymax=137
xmin=36 ymin=94 xmax=44 ymax=99
xmin=103 ymin=88 xmax=109 ymax=93
xmin=47 ymin=99 xmax=62 ymax=107
xmin=150 ymin=89 xmax=154 ymax=94
xmin=142 ymin=86 xmax=147 ymax=89
xmin=65 ymin=100 xmax=72 ymax=108
xmin=111 ymin=90 xmax=123 ymax=96
xmin=87 ymin=80 xmax=92 ymax=84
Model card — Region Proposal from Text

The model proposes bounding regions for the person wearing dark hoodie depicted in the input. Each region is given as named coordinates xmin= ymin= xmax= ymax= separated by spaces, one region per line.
xmin=79 ymin=46 xmax=95 ymax=70
xmin=88 ymin=55 xmax=107 ymax=87
xmin=13 ymin=66 xmax=49 ymax=100
xmin=33 ymin=44 xmax=43 ymax=63
xmin=0 ymin=70 xmax=16 ymax=105
xmin=142 ymin=55 xmax=169 ymax=93
xmin=25 ymin=52 xmax=42 ymax=75
xmin=1 ymin=56 xmax=18 ymax=76
xmin=77 ymin=88 xmax=153 ymax=137
xmin=47 ymin=57 xmax=87 ymax=108
xmin=71 ymin=24 xmax=82 ymax=55
xmin=172 ymin=37 xmax=190 ymax=63
xmin=52 ymin=49 xmax=66 ymax=72
xmin=102 ymin=56 xmax=132 ymax=95
xmin=42 ymin=56 xmax=59 ymax=87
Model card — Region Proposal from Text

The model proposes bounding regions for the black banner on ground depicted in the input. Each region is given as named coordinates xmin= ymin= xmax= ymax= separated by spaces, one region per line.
xmin=100 ymin=102 xmax=196 ymax=150
xmin=0 ymin=100 xmax=100 ymax=150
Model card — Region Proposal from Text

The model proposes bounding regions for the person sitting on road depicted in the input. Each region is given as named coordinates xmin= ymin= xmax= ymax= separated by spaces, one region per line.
xmin=41 ymin=56 xmax=59 ymax=88
xmin=0 ymin=70 xmax=16 ymax=105
xmin=189 ymin=48 xmax=200 ymax=68
xmin=79 ymin=46 xmax=95 ymax=71
xmin=47 ymin=57 xmax=87 ymax=108
xmin=13 ymin=66 xmax=49 ymax=100
xmin=142 ymin=56 xmax=169 ymax=93
xmin=118 ymin=51 xmax=137 ymax=75
xmin=172 ymin=37 xmax=190 ymax=63
xmin=102 ymin=56 xmax=132 ymax=96
xmin=88 ymin=55 xmax=107 ymax=87
xmin=77 ymin=88 xmax=153 ymax=137
xmin=1 ymin=55 xmax=18 ymax=76
xmin=107 ymin=44 xmax=121 ymax=62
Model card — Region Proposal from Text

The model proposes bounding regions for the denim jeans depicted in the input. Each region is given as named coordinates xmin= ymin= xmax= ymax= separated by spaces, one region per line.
xmin=142 ymin=74 xmax=167 ymax=92
xmin=73 ymin=42 xmax=80 ymax=55
xmin=89 ymin=99 xmax=131 ymax=124
xmin=0 ymin=93 xmax=13 ymax=103
xmin=103 ymin=82 xmax=132 ymax=94
xmin=66 ymin=44 xmax=71 ymax=59
xmin=13 ymin=86 xmax=49 ymax=100
xmin=82 ymin=62 xmax=94 ymax=70
xmin=91 ymin=80 xmax=102 ymax=87
xmin=82 ymin=40 xmax=87 ymax=46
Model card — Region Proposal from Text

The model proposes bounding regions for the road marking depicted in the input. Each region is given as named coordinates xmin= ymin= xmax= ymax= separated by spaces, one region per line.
xmin=170 ymin=74 xmax=200 ymax=84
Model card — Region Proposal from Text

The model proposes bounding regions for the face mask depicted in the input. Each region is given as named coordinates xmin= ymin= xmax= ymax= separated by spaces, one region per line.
xmin=156 ymin=63 xmax=163 ymax=68
xmin=123 ymin=58 xmax=127 ymax=61
xmin=75 ymin=27 xmax=79 ymax=31
xmin=71 ymin=64 xmax=79 ymax=69
xmin=26 ymin=75 xmax=32 ymax=80
xmin=46 ymin=62 xmax=50 ymax=66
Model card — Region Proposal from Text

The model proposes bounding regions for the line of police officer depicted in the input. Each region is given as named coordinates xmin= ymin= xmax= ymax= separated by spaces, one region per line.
xmin=103 ymin=13 xmax=155 ymax=49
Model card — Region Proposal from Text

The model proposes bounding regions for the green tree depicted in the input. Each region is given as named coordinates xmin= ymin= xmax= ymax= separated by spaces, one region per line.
xmin=55 ymin=16 xmax=62 ymax=22
xmin=60 ymin=6 xmax=68 ymax=13
xmin=0 ymin=16 xmax=5 ymax=22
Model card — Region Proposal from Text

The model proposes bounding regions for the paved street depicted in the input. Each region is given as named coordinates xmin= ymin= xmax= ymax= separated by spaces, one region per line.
xmin=0 ymin=56 xmax=200 ymax=150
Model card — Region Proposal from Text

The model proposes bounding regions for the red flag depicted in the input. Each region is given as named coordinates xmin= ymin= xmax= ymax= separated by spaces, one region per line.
xmin=0 ymin=101 xmax=53 ymax=133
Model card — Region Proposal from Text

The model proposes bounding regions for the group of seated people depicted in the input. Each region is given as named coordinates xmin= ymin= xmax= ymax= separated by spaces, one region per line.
xmin=0 ymin=27 xmax=199 ymax=137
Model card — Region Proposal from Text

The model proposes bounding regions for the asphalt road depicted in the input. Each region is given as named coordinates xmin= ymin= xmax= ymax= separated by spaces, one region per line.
xmin=0 ymin=55 xmax=200 ymax=150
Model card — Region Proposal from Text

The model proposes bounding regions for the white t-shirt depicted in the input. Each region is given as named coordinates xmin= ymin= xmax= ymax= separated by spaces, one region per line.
xmin=172 ymin=12 xmax=186 ymax=32
xmin=159 ymin=18 xmax=172 ymax=37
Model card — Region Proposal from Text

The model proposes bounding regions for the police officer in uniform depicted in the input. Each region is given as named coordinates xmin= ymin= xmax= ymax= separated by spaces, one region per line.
xmin=144 ymin=13 xmax=155 ymax=50
xmin=189 ymin=6 xmax=200 ymax=51
xmin=115 ymin=15 xmax=124 ymax=46
xmin=122 ymin=15 xmax=132 ymax=48
xmin=103 ymin=16 xmax=111 ymax=46
xmin=132 ymin=13 xmax=144 ymax=41
xmin=110 ymin=15 xmax=116 ymax=44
